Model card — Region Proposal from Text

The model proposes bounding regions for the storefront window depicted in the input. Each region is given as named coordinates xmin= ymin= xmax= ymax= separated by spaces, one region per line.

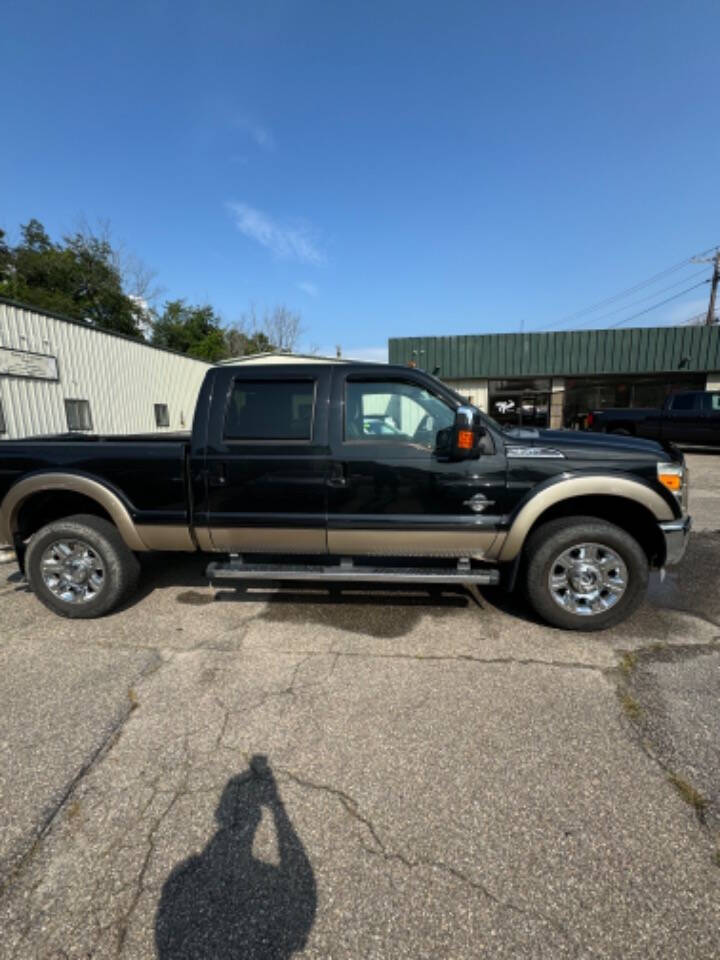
xmin=489 ymin=378 xmax=550 ymax=427
xmin=564 ymin=375 xmax=706 ymax=429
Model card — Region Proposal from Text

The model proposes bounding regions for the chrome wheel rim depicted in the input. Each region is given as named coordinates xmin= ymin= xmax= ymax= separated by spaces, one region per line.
xmin=548 ymin=542 xmax=627 ymax=616
xmin=40 ymin=539 xmax=106 ymax=604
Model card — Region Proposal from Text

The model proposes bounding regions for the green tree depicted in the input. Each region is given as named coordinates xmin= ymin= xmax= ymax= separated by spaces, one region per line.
xmin=0 ymin=229 xmax=11 ymax=285
xmin=152 ymin=300 xmax=230 ymax=361
xmin=0 ymin=219 xmax=146 ymax=338
xmin=224 ymin=325 xmax=275 ymax=357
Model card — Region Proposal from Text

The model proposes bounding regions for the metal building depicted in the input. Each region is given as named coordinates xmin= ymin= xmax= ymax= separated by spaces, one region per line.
xmin=0 ymin=298 xmax=212 ymax=438
xmin=389 ymin=326 xmax=720 ymax=429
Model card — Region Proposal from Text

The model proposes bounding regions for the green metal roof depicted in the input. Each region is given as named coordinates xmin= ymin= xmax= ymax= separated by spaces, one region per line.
xmin=388 ymin=326 xmax=720 ymax=379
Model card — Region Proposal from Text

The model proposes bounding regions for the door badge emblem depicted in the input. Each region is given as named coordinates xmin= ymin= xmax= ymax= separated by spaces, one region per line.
xmin=463 ymin=493 xmax=495 ymax=513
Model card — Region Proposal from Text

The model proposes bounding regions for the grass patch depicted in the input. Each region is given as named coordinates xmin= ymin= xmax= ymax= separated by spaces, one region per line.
xmin=667 ymin=773 xmax=707 ymax=813
xmin=619 ymin=651 xmax=638 ymax=676
xmin=620 ymin=692 xmax=641 ymax=719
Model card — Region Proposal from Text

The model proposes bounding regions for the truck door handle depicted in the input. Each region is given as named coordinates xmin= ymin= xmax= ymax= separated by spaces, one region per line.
xmin=327 ymin=463 xmax=348 ymax=488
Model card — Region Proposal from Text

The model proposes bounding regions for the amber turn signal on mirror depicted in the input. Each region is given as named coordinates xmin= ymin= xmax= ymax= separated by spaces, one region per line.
xmin=457 ymin=429 xmax=474 ymax=450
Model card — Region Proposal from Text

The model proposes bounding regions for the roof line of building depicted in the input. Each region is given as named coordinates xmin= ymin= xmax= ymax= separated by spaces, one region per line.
xmin=0 ymin=295 xmax=213 ymax=365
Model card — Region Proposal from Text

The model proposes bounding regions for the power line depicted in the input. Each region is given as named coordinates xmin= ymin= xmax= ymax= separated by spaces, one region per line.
xmin=572 ymin=268 xmax=710 ymax=328
xmin=607 ymin=279 xmax=710 ymax=329
xmin=535 ymin=243 xmax=719 ymax=331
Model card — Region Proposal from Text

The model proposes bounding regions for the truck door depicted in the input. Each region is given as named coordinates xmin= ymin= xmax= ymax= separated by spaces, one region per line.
xmin=699 ymin=391 xmax=720 ymax=446
xmin=663 ymin=393 xmax=704 ymax=445
xmin=325 ymin=367 xmax=507 ymax=559
xmin=194 ymin=366 xmax=331 ymax=553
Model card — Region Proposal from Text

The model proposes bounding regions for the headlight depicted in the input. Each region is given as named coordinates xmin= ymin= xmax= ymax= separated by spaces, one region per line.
xmin=657 ymin=461 xmax=686 ymax=510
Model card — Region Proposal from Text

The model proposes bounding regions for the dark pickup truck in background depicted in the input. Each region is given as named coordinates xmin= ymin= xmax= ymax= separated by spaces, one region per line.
xmin=0 ymin=362 xmax=691 ymax=630
xmin=588 ymin=390 xmax=720 ymax=445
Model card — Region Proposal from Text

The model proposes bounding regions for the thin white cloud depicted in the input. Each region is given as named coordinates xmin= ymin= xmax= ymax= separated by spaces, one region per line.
xmin=232 ymin=114 xmax=275 ymax=150
xmin=249 ymin=124 xmax=274 ymax=149
xmin=227 ymin=202 xmax=326 ymax=265
xmin=297 ymin=281 xmax=319 ymax=297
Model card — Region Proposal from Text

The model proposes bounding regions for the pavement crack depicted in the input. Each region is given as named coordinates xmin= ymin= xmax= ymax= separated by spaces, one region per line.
xmin=275 ymin=766 xmax=587 ymax=955
xmin=115 ymin=737 xmax=192 ymax=956
xmin=0 ymin=702 xmax=137 ymax=899
xmin=272 ymin=648 xmax=604 ymax=673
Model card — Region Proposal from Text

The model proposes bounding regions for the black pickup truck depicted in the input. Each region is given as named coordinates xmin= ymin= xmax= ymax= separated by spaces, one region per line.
xmin=588 ymin=390 xmax=720 ymax=445
xmin=0 ymin=362 xmax=691 ymax=630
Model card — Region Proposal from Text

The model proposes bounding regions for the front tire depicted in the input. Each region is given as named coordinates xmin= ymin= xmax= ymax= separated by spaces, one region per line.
xmin=26 ymin=514 xmax=140 ymax=619
xmin=523 ymin=516 xmax=648 ymax=630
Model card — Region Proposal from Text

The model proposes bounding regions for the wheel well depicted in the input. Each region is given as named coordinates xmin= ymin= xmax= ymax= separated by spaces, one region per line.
xmin=16 ymin=492 xmax=116 ymax=542
xmin=525 ymin=495 xmax=665 ymax=566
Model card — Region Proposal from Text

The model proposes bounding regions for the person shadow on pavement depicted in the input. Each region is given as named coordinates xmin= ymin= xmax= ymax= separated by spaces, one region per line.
xmin=155 ymin=756 xmax=316 ymax=959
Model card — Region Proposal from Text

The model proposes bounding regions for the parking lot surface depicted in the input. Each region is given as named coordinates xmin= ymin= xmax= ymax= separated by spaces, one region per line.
xmin=1 ymin=453 xmax=719 ymax=959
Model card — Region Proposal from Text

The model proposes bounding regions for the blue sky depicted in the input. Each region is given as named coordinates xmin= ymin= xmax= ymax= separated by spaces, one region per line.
xmin=2 ymin=0 xmax=719 ymax=359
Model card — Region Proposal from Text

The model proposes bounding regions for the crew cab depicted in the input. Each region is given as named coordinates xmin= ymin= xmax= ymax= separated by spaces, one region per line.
xmin=588 ymin=390 xmax=720 ymax=445
xmin=0 ymin=362 xmax=691 ymax=630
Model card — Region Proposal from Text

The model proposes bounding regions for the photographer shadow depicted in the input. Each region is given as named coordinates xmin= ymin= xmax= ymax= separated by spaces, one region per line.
xmin=155 ymin=756 xmax=316 ymax=959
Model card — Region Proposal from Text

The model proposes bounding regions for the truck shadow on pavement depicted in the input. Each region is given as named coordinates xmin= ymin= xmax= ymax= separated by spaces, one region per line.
xmin=155 ymin=755 xmax=316 ymax=960
xmin=129 ymin=555 xmax=475 ymax=640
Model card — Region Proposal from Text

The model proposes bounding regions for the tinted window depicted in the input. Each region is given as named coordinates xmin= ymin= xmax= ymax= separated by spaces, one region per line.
xmin=225 ymin=380 xmax=315 ymax=440
xmin=701 ymin=393 xmax=720 ymax=412
xmin=669 ymin=393 xmax=697 ymax=411
xmin=154 ymin=403 xmax=170 ymax=427
xmin=65 ymin=399 xmax=92 ymax=431
xmin=345 ymin=380 xmax=454 ymax=447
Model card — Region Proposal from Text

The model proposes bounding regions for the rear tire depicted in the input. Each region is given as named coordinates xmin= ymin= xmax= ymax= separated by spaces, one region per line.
xmin=523 ymin=516 xmax=648 ymax=630
xmin=26 ymin=514 xmax=140 ymax=619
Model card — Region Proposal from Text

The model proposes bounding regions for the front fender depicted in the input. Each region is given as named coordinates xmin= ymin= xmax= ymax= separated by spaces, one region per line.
xmin=495 ymin=473 xmax=674 ymax=563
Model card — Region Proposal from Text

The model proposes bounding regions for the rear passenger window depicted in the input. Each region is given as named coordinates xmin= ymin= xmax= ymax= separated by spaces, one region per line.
xmin=669 ymin=394 xmax=696 ymax=411
xmin=224 ymin=380 xmax=315 ymax=441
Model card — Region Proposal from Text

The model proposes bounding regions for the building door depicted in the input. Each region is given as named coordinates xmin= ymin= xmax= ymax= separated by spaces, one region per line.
xmin=326 ymin=368 xmax=507 ymax=559
xmin=488 ymin=379 xmax=550 ymax=428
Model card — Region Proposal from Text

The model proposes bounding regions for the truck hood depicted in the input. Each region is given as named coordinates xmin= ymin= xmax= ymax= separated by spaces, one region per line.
xmin=502 ymin=427 xmax=680 ymax=462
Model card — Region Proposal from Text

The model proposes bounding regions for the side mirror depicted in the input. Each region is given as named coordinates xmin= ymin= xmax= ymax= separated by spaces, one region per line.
xmin=436 ymin=405 xmax=484 ymax=460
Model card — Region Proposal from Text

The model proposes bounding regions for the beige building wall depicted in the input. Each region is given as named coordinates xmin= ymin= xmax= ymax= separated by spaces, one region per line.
xmin=0 ymin=301 xmax=212 ymax=439
xmin=445 ymin=378 xmax=489 ymax=412
xmin=550 ymin=378 xmax=565 ymax=428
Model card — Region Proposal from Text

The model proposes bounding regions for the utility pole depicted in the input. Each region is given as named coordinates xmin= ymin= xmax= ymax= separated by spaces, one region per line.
xmin=692 ymin=249 xmax=720 ymax=324
xmin=706 ymin=251 xmax=720 ymax=325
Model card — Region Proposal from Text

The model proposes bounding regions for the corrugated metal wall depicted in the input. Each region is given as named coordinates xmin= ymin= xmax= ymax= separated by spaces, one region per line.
xmin=389 ymin=326 xmax=720 ymax=378
xmin=0 ymin=300 xmax=212 ymax=438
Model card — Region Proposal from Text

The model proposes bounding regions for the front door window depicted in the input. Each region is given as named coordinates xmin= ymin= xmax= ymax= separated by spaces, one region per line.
xmin=345 ymin=380 xmax=455 ymax=450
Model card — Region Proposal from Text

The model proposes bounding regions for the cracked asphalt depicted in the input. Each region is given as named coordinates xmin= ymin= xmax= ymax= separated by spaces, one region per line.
xmin=1 ymin=452 xmax=719 ymax=959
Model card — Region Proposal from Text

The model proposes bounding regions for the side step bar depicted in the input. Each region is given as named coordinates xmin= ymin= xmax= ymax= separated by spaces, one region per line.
xmin=206 ymin=558 xmax=500 ymax=586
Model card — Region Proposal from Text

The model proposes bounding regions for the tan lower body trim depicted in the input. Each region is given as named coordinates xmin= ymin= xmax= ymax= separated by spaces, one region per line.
xmin=497 ymin=475 xmax=675 ymax=563
xmin=327 ymin=529 xmax=499 ymax=559
xmin=199 ymin=527 xmax=327 ymax=553
xmin=0 ymin=473 xmax=148 ymax=551
xmin=135 ymin=525 xmax=196 ymax=551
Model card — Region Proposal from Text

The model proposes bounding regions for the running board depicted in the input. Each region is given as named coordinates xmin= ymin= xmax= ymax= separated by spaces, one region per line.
xmin=206 ymin=559 xmax=500 ymax=586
